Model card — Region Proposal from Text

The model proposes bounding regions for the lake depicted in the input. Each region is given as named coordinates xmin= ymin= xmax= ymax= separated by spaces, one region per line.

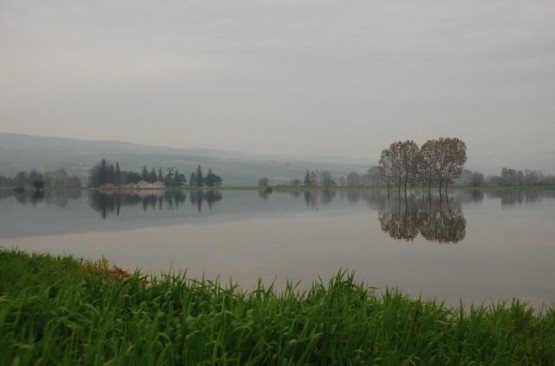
xmin=1 ymin=188 xmax=554 ymax=307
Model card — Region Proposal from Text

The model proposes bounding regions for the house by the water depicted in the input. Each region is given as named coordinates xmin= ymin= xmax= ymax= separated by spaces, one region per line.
xmin=100 ymin=180 xmax=165 ymax=190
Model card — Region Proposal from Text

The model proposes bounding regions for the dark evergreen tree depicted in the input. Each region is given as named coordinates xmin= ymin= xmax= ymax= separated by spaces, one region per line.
xmin=190 ymin=172 xmax=196 ymax=187
xmin=141 ymin=166 xmax=149 ymax=182
xmin=32 ymin=179 xmax=44 ymax=192
xmin=304 ymin=170 xmax=310 ymax=186
xmin=196 ymin=165 xmax=204 ymax=187
xmin=158 ymin=167 xmax=163 ymax=182
xmin=108 ymin=165 xmax=115 ymax=184
xmin=26 ymin=170 xmax=43 ymax=187
xmin=100 ymin=159 xmax=108 ymax=185
xmin=164 ymin=167 xmax=175 ymax=187
xmin=149 ymin=168 xmax=157 ymax=183
xmin=204 ymin=168 xmax=222 ymax=187
xmin=204 ymin=168 xmax=214 ymax=187
xmin=115 ymin=162 xmax=121 ymax=185
xmin=174 ymin=169 xmax=186 ymax=187
xmin=89 ymin=159 xmax=119 ymax=187
xmin=126 ymin=171 xmax=141 ymax=184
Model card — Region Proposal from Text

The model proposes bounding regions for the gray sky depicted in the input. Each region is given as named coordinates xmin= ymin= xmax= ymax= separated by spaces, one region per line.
xmin=1 ymin=0 xmax=554 ymax=160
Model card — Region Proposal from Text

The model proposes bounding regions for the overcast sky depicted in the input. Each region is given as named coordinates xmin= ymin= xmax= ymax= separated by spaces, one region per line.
xmin=1 ymin=0 xmax=554 ymax=160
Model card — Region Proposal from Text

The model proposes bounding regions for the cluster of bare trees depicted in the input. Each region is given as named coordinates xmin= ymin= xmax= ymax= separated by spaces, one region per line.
xmin=378 ymin=196 xmax=466 ymax=243
xmin=337 ymin=167 xmax=382 ymax=187
xmin=379 ymin=137 xmax=467 ymax=195
xmin=261 ymin=170 xmax=337 ymax=188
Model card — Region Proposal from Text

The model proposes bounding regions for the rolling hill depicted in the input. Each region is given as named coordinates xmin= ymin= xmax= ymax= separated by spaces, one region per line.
xmin=0 ymin=133 xmax=373 ymax=186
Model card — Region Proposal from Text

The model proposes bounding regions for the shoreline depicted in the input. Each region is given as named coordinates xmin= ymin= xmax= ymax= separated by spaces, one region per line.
xmin=1 ymin=249 xmax=554 ymax=364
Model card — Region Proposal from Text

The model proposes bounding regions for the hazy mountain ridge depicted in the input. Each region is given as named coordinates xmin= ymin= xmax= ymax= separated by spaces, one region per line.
xmin=1 ymin=133 xmax=553 ymax=184
xmin=0 ymin=133 xmax=372 ymax=185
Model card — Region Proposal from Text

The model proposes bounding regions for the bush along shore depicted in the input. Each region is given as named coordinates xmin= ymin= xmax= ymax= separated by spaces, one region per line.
xmin=1 ymin=250 xmax=554 ymax=365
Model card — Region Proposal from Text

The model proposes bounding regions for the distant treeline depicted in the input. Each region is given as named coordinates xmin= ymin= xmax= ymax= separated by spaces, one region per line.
xmin=0 ymin=169 xmax=81 ymax=190
xmin=269 ymin=137 xmax=467 ymax=192
xmin=274 ymin=137 xmax=555 ymax=190
xmin=260 ymin=169 xmax=338 ymax=189
xmin=89 ymin=159 xmax=222 ymax=188
xmin=334 ymin=167 xmax=555 ymax=188
xmin=485 ymin=167 xmax=555 ymax=186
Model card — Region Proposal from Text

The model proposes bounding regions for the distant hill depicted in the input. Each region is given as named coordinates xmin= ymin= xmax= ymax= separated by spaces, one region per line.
xmin=0 ymin=133 xmax=373 ymax=186
xmin=1 ymin=133 xmax=553 ymax=184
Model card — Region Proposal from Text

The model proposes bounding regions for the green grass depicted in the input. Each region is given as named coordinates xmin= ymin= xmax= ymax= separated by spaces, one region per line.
xmin=1 ymin=250 xmax=554 ymax=365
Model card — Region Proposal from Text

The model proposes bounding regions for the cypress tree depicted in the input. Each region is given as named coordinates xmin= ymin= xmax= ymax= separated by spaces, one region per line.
xmin=141 ymin=166 xmax=149 ymax=182
xmin=100 ymin=159 xmax=108 ymax=186
xmin=304 ymin=170 xmax=310 ymax=186
xmin=158 ymin=167 xmax=163 ymax=182
xmin=196 ymin=165 xmax=203 ymax=187
xmin=115 ymin=162 xmax=121 ymax=185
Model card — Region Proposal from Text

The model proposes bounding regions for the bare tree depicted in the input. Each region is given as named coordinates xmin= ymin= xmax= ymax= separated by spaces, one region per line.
xmin=399 ymin=140 xmax=420 ymax=195
xmin=319 ymin=170 xmax=336 ymax=188
xmin=380 ymin=137 xmax=467 ymax=196
xmin=365 ymin=166 xmax=383 ymax=186
xmin=288 ymin=178 xmax=301 ymax=187
xmin=379 ymin=147 xmax=398 ymax=196
xmin=346 ymin=171 xmax=361 ymax=186
xmin=470 ymin=172 xmax=484 ymax=186
xmin=309 ymin=170 xmax=319 ymax=187
xmin=439 ymin=137 xmax=467 ymax=193
xmin=384 ymin=140 xmax=419 ymax=196
xmin=420 ymin=139 xmax=440 ymax=194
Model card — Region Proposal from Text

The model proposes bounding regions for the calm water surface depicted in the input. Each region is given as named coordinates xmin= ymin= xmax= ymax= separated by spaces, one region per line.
xmin=1 ymin=188 xmax=554 ymax=307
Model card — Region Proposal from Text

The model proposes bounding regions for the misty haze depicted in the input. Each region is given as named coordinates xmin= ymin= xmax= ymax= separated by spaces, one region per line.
xmin=1 ymin=1 xmax=554 ymax=364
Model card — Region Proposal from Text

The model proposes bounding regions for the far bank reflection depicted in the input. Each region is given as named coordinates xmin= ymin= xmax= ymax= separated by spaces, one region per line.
xmin=90 ymin=190 xmax=222 ymax=218
xmin=378 ymin=196 xmax=466 ymax=243
xmin=0 ymin=189 xmax=82 ymax=207
xmin=485 ymin=189 xmax=555 ymax=207
xmin=1 ymin=188 xmax=554 ymax=217
xmin=284 ymin=189 xmax=467 ymax=243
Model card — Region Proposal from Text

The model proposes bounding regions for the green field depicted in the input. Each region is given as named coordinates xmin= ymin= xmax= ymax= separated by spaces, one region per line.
xmin=1 ymin=250 xmax=554 ymax=365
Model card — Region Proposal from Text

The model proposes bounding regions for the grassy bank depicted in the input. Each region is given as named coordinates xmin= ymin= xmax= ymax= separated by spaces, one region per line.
xmin=1 ymin=250 xmax=554 ymax=365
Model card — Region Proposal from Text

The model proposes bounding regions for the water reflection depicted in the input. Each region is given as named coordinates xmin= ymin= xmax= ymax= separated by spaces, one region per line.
xmin=90 ymin=190 xmax=222 ymax=218
xmin=338 ymin=189 xmax=385 ymax=209
xmin=189 ymin=190 xmax=223 ymax=212
xmin=300 ymin=190 xmax=339 ymax=210
xmin=1 ymin=187 xmax=553 ymax=227
xmin=378 ymin=196 xmax=466 ymax=243
xmin=272 ymin=189 xmax=467 ymax=244
xmin=486 ymin=189 xmax=555 ymax=207
xmin=0 ymin=189 xmax=82 ymax=207
xmin=2 ymin=187 xmax=555 ymax=308
xmin=460 ymin=189 xmax=484 ymax=203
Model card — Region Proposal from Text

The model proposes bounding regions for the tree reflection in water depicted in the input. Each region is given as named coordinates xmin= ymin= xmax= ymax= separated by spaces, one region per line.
xmin=486 ymin=189 xmax=555 ymax=207
xmin=378 ymin=195 xmax=466 ymax=243
xmin=90 ymin=190 xmax=222 ymax=218
xmin=4 ymin=189 xmax=82 ymax=207
xmin=189 ymin=190 xmax=223 ymax=212
xmin=300 ymin=190 xmax=338 ymax=211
